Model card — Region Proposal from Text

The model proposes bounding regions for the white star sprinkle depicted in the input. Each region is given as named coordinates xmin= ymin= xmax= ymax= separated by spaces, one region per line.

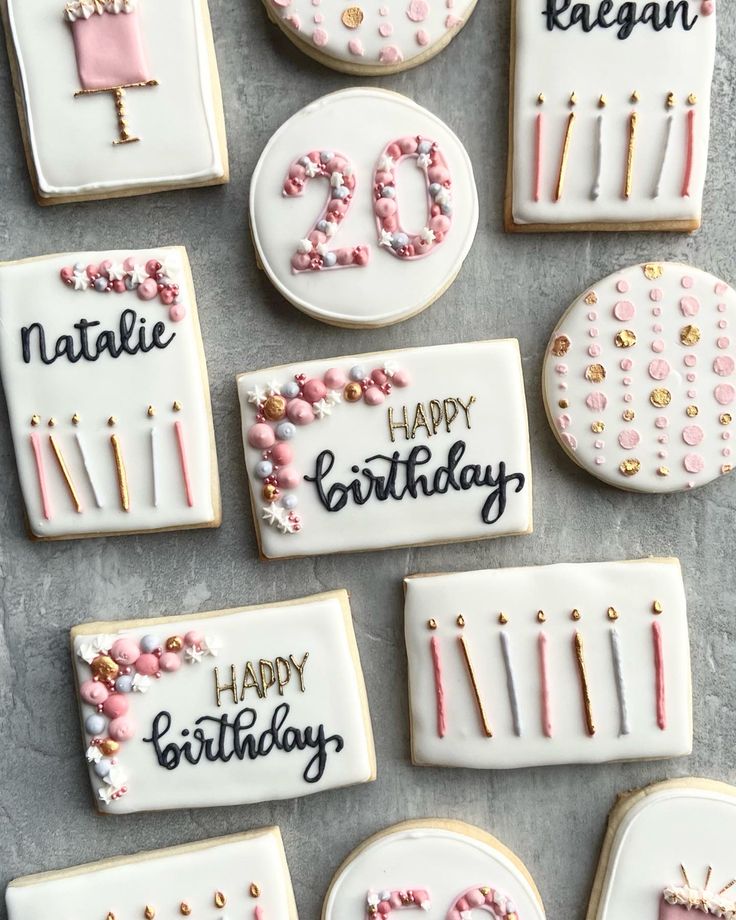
xmin=157 ymin=255 xmax=178 ymax=282
xmin=185 ymin=645 xmax=204 ymax=664
xmin=247 ymin=385 xmax=267 ymax=405
xmin=382 ymin=360 xmax=398 ymax=377
xmin=323 ymin=221 xmax=338 ymax=238
xmin=72 ymin=271 xmax=90 ymax=291
xmin=86 ymin=745 xmax=102 ymax=763
xmin=129 ymin=264 xmax=148 ymax=286
xmin=420 ymin=227 xmax=436 ymax=244
xmin=377 ymin=154 xmax=394 ymax=171
xmin=131 ymin=673 xmax=151 ymax=694
xmin=297 ymin=238 xmax=313 ymax=254
xmin=313 ymin=399 xmax=332 ymax=420
xmin=202 ymin=635 xmax=222 ymax=657
xmin=265 ymin=380 xmax=282 ymax=396
xmin=304 ymin=160 xmax=319 ymax=178
xmin=316 ymin=243 xmax=329 ymax=256
xmin=326 ymin=389 xmax=343 ymax=406
xmin=330 ymin=171 xmax=344 ymax=188
xmin=379 ymin=229 xmax=394 ymax=248
xmin=417 ymin=153 xmax=431 ymax=169
xmin=107 ymin=262 xmax=126 ymax=281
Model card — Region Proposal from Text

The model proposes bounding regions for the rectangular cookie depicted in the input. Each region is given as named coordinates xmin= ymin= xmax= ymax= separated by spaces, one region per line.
xmin=71 ymin=590 xmax=376 ymax=813
xmin=505 ymin=0 xmax=716 ymax=231
xmin=0 ymin=248 xmax=220 ymax=539
xmin=405 ymin=558 xmax=691 ymax=768
xmin=237 ymin=340 xmax=533 ymax=558
xmin=6 ymin=827 xmax=297 ymax=920
xmin=1 ymin=0 xmax=228 ymax=204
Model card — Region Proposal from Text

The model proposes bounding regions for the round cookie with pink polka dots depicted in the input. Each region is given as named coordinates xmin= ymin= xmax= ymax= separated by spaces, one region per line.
xmin=542 ymin=262 xmax=736 ymax=493
xmin=261 ymin=0 xmax=478 ymax=75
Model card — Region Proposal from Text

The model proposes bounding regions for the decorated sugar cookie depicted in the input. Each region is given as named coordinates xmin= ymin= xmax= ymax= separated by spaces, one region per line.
xmin=1 ymin=0 xmax=228 ymax=204
xmin=249 ymin=88 xmax=478 ymax=327
xmin=542 ymin=262 xmax=736 ymax=493
xmin=71 ymin=591 xmax=375 ymax=813
xmin=586 ymin=778 xmax=736 ymax=920
xmin=0 ymin=249 xmax=220 ymax=539
xmin=405 ymin=558 xmax=691 ymax=769
xmin=322 ymin=819 xmax=546 ymax=920
xmin=506 ymin=0 xmax=716 ymax=231
xmin=261 ymin=0 xmax=478 ymax=75
xmin=6 ymin=827 xmax=296 ymax=920
xmin=237 ymin=340 xmax=532 ymax=559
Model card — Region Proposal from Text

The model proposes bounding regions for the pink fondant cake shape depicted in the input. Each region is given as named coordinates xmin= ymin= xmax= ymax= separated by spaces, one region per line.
xmin=660 ymin=867 xmax=736 ymax=920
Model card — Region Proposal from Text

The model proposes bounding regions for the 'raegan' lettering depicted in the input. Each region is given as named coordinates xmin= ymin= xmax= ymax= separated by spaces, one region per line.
xmin=543 ymin=0 xmax=698 ymax=39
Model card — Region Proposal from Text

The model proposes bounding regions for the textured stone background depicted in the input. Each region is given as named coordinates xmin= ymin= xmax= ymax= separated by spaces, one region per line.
xmin=1 ymin=2 xmax=735 ymax=918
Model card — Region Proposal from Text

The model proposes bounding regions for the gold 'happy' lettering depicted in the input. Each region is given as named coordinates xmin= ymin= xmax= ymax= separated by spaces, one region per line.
xmin=214 ymin=653 xmax=309 ymax=707
xmin=388 ymin=396 xmax=477 ymax=442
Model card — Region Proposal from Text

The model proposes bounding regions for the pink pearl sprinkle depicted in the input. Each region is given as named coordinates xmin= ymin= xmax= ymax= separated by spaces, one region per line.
xmin=687 ymin=373 xmax=696 ymax=383
xmin=719 ymin=320 xmax=728 ymax=329
xmin=724 ymin=432 xmax=732 ymax=441
xmin=684 ymin=354 xmax=697 ymax=367
xmin=652 ymin=340 xmax=665 ymax=353
xmin=718 ymin=337 xmax=730 ymax=349
xmin=620 ymin=359 xmax=633 ymax=371
xmin=589 ymin=344 xmax=601 ymax=357
xmin=623 ymin=376 xmax=632 ymax=386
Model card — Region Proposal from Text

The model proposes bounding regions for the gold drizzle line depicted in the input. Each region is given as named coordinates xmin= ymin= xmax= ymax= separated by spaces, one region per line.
xmin=681 ymin=865 xmax=693 ymax=888
xmin=110 ymin=433 xmax=130 ymax=512
xmin=705 ymin=867 xmax=713 ymax=891
xmin=574 ymin=631 xmax=596 ymax=736
xmin=555 ymin=111 xmax=576 ymax=202
xmin=457 ymin=630 xmax=493 ymax=738
xmin=49 ymin=434 xmax=83 ymax=513
xmin=624 ymin=111 xmax=639 ymax=199
xmin=719 ymin=880 xmax=736 ymax=896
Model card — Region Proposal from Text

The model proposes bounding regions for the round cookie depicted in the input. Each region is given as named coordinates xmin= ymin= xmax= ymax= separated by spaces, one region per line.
xmin=249 ymin=88 xmax=478 ymax=328
xmin=542 ymin=262 xmax=736 ymax=493
xmin=322 ymin=819 xmax=546 ymax=920
xmin=260 ymin=0 xmax=479 ymax=75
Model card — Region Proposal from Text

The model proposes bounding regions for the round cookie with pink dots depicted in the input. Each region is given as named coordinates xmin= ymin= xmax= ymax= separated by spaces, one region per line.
xmin=542 ymin=262 xmax=736 ymax=493
xmin=261 ymin=0 xmax=478 ymax=75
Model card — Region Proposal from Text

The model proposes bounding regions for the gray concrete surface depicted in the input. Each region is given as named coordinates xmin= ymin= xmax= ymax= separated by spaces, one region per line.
xmin=1 ymin=2 xmax=735 ymax=918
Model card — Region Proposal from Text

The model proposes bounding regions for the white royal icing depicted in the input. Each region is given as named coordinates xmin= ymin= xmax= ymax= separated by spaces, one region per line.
xmin=542 ymin=261 xmax=736 ymax=493
xmin=237 ymin=341 xmax=532 ymax=559
xmin=0 ymin=248 xmax=219 ymax=539
xmin=262 ymin=0 xmax=478 ymax=73
xmin=6 ymin=0 xmax=226 ymax=200
xmin=510 ymin=0 xmax=716 ymax=228
xmin=405 ymin=559 xmax=691 ymax=769
xmin=71 ymin=592 xmax=375 ymax=814
xmin=592 ymin=780 xmax=736 ymax=920
xmin=6 ymin=828 xmax=296 ymax=920
xmin=323 ymin=821 xmax=546 ymax=920
xmin=250 ymin=88 xmax=478 ymax=327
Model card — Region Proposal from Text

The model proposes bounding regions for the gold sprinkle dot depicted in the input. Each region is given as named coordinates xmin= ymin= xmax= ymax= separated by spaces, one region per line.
xmin=107 ymin=416 xmax=117 ymax=427
xmin=688 ymin=92 xmax=697 ymax=105
xmin=615 ymin=329 xmax=637 ymax=348
xmin=99 ymin=738 xmax=119 ymax=756
xmin=165 ymin=635 xmax=183 ymax=652
xmin=551 ymin=334 xmax=571 ymax=357
xmin=456 ymin=614 xmax=465 ymax=628
xmin=722 ymin=464 xmax=733 ymax=475
xmin=498 ymin=613 xmax=508 ymax=625
xmin=344 ymin=381 xmax=363 ymax=402
xmin=584 ymin=291 xmax=598 ymax=305
xmin=680 ymin=324 xmax=701 ymax=346
xmin=720 ymin=413 xmax=732 ymax=426
xmin=558 ymin=399 xmax=569 ymax=409
xmin=571 ymin=608 xmax=581 ymax=621
xmin=585 ymin=363 xmax=606 ymax=383
xmin=427 ymin=618 xmax=437 ymax=630
xmin=622 ymin=409 xmax=636 ymax=421
xmin=215 ymin=891 xmax=226 ymax=909
xmin=537 ymin=610 xmax=546 ymax=623
xmin=250 ymin=884 xmax=261 ymax=899
xmin=72 ymin=413 xmax=81 ymax=425
xmin=657 ymin=466 xmax=670 ymax=477
xmin=686 ymin=405 xmax=699 ymax=418
xmin=591 ymin=420 xmax=605 ymax=433
xmin=643 ymin=263 xmax=663 ymax=280
xmin=30 ymin=414 xmax=41 ymax=427
xmin=650 ymin=388 xmax=672 ymax=408
xmin=620 ymin=458 xmax=641 ymax=477
xmin=172 ymin=400 xmax=182 ymax=412
xmin=607 ymin=606 xmax=619 ymax=621
xmin=147 ymin=405 xmax=156 ymax=418
xmin=653 ymin=600 xmax=663 ymax=614
xmin=341 ymin=5 xmax=364 ymax=27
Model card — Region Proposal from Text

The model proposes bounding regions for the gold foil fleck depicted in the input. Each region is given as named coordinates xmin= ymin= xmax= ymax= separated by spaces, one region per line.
xmin=99 ymin=738 xmax=119 ymax=756
xmin=598 ymin=95 xmax=607 ymax=108
xmin=686 ymin=405 xmax=699 ymax=418
xmin=657 ymin=466 xmax=670 ymax=477
xmin=585 ymin=363 xmax=606 ymax=383
xmin=498 ymin=613 xmax=508 ymax=625
xmin=147 ymin=405 xmax=155 ymax=418
xmin=48 ymin=417 xmax=57 ymax=428
xmin=688 ymin=92 xmax=697 ymax=105
xmin=615 ymin=329 xmax=637 ymax=348
xmin=344 ymin=382 xmax=362 ymax=402
xmin=165 ymin=635 xmax=183 ymax=652
xmin=30 ymin=414 xmax=41 ymax=427
xmin=631 ymin=89 xmax=640 ymax=102
xmin=107 ymin=416 xmax=117 ymax=427
xmin=607 ymin=606 xmax=619 ymax=621
xmin=263 ymin=395 xmax=287 ymax=421
xmin=250 ymin=884 xmax=261 ymax=899
xmin=666 ymin=92 xmax=676 ymax=108
xmin=591 ymin=421 xmax=605 ymax=433
xmin=680 ymin=324 xmax=701 ymax=345
xmin=144 ymin=908 xmax=155 ymax=920
xmin=569 ymin=91 xmax=578 ymax=106
xmin=427 ymin=618 xmax=437 ymax=630
xmin=643 ymin=263 xmax=663 ymax=280
xmin=720 ymin=413 xmax=732 ymax=426
xmin=341 ymin=5 xmax=364 ymax=27
xmin=180 ymin=904 xmax=192 ymax=917
xmin=619 ymin=458 xmax=641 ymax=477
xmin=72 ymin=412 xmax=81 ymax=425
xmin=584 ymin=291 xmax=598 ymax=305
xmin=571 ymin=609 xmax=581 ymax=621
xmin=456 ymin=614 xmax=465 ymax=628
xmin=172 ymin=400 xmax=182 ymax=412
xmin=551 ymin=334 xmax=571 ymax=357
xmin=650 ymin=388 xmax=672 ymax=408
xmin=537 ymin=92 xmax=545 ymax=105
xmin=215 ymin=891 xmax=226 ymax=909
xmin=537 ymin=610 xmax=546 ymax=623
xmin=622 ymin=409 xmax=636 ymax=421
xmin=722 ymin=464 xmax=733 ymax=475
xmin=652 ymin=600 xmax=664 ymax=614
xmin=90 ymin=654 xmax=119 ymax=681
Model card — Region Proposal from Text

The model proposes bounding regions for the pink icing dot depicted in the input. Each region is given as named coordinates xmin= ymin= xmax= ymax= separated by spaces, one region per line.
xmin=348 ymin=38 xmax=365 ymax=55
xmin=102 ymin=694 xmax=129 ymax=718
xmin=379 ymin=44 xmax=404 ymax=63
xmin=681 ymin=276 xmax=694 ymax=289
xmin=379 ymin=22 xmax=393 ymax=36
xmin=557 ymin=415 xmax=571 ymax=430
xmin=392 ymin=369 xmax=411 ymax=387
xmin=184 ymin=630 xmax=204 ymax=647
xmin=589 ymin=345 xmax=601 ymax=357
xmin=687 ymin=374 xmax=696 ymax=383
xmin=719 ymin=320 xmax=728 ymax=329
xmin=650 ymin=288 xmax=663 ymax=302
xmin=247 ymin=423 xmax=275 ymax=450
xmin=725 ymin=448 xmax=732 ymax=457
xmin=159 ymin=652 xmax=181 ymax=673
xmin=586 ymin=392 xmax=608 ymax=411
xmin=416 ymin=28 xmax=430 ymax=44
xmin=724 ymin=432 xmax=732 ymax=441
xmin=652 ymin=306 xmax=662 ymax=317
xmin=718 ymin=337 xmax=730 ymax=349
xmin=653 ymin=324 xmax=663 ymax=333
xmin=561 ymin=433 xmax=578 ymax=450
xmin=110 ymin=638 xmax=140 ymax=666
xmin=618 ymin=430 xmax=640 ymax=449
xmin=648 ymin=359 xmax=670 ymax=380
xmin=658 ymin=451 xmax=668 ymax=459
xmin=623 ymin=376 xmax=632 ymax=386
xmin=714 ymin=356 xmax=735 ymax=376
xmin=277 ymin=467 xmax=300 ymax=490
xmin=613 ymin=300 xmax=635 ymax=321
xmin=595 ymin=457 xmax=605 ymax=465
xmin=680 ymin=296 xmax=700 ymax=316
xmin=587 ymin=311 xmax=597 ymax=321
xmin=683 ymin=425 xmax=704 ymax=446
xmin=718 ymin=302 xmax=727 ymax=312
xmin=620 ymin=358 xmax=633 ymax=371
xmin=312 ymin=27 xmax=328 ymax=46
xmin=313 ymin=12 xmax=324 ymax=22
xmin=715 ymin=384 xmax=735 ymax=405
xmin=323 ymin=368 xmax=346 ymax=389
xmin=286 ymin=399 xmax=315 ymax=425
xmin=302 ymin=378 xmax=327 ymax=403
xmin=652 ymin=340 xmax=665 ymax=353
xmin=684 ymin=354 xmax=697 ymax=367
xmin=271 ymin=442 xmax=293 ymax=466
xmin=616 ymin=279 xmax=630 ymax=293
xmin=135 ymin=653 xmax=160 ymax=676
xmin=658 ymin=435 xmax=669 ymax=444
xmin=80 ymin=680 xmax=109 ymax=706
xmin=555 ymin=364 xmax=568 ymax=375
xmin=684 ymin=453 xmax=706 ymax=474
xmin=589 ymin=328 xmax=599 ymax=338
xmin=108 ymin=716 xmax=136 ymax=742
xmin=716 ymin=281 xmax=728 ymax=294
xmin=364 ymin=386 xmax=386 ymax=406
xmin=688 ymin=389 xmax=697 ymax=398
xmin=623 ymin=394 xmax=633 ymax=403
xmin=407 ymin=0 xmax=430 ymax=20
xmin=655 ymin=417 xmax=669 ymax=429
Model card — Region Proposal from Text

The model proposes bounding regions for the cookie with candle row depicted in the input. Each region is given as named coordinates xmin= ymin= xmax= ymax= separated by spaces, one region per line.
xmin=0 ymin=0 xmax=228 ymax=204
xmin=506 ymin=0 xmax=716 ymax=231
xmin=404 ymin=558 xmax=691 ymax=768
xmin=6 ymin=827 xmax=296 ymax=920
xmin=587 ymin=778 xmax=736 ymax=920
xmin=0 ymin=248 xmax=221 ymax=539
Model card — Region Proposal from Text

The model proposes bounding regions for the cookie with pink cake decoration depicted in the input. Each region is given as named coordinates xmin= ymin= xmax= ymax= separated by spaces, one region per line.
xmin=542 ymin=262 xmax=736 ymax=493
xmin=322 ymin=819 xmax=545 ymax=920
xmin=586 ymin=779 xmax=736 ymax=920
xmin=237 ymin=341 xmax=532 ymax=559
xmin=260 ymin=0 xmax=478 ymax=75
xmin=250 ymin=88 xmax=478 ymax=327
xmin=0 ymin=0 xmax=228 ymax=204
